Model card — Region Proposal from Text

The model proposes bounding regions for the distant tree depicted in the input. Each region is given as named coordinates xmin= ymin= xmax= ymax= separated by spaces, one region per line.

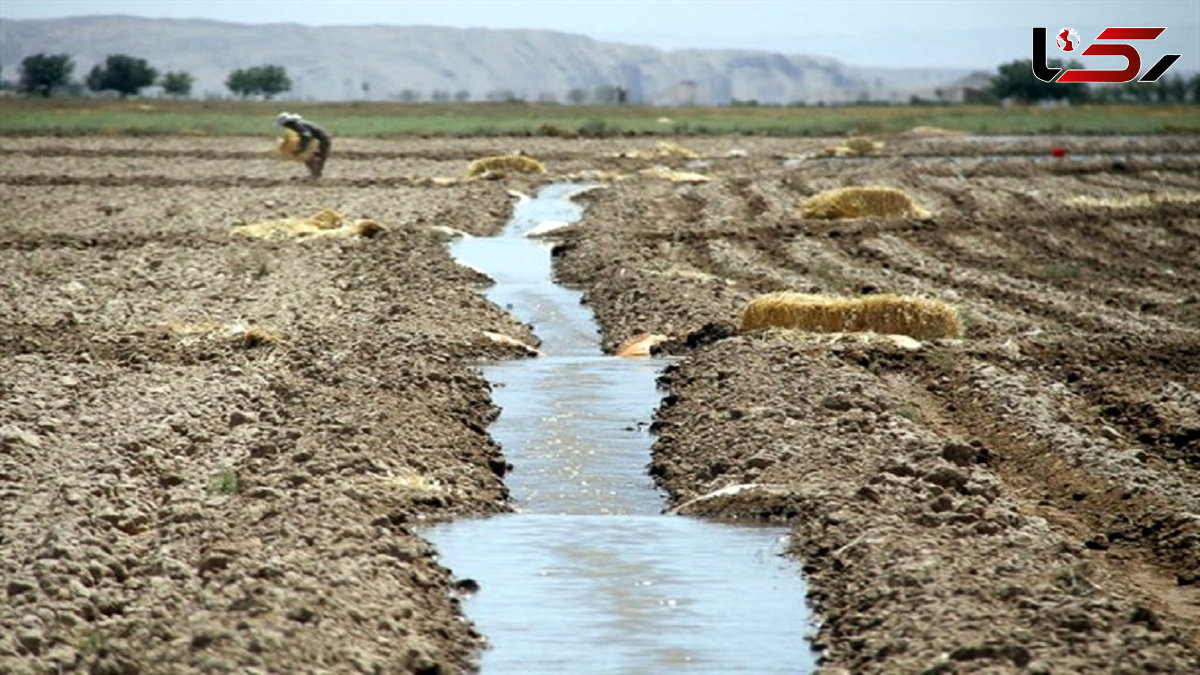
xmin=1190 ymin=73 xmax=1200 ymax=103
xmin=566 ymin=88 xmax=587 ymax=105
xmin=1093 ymin=85 xmax=1122 ymax=104
xmin=225 ymin=65 xmax=291 ymax=99
xmin=453 ymin=89 xmax=470 ymax=102
xmin=86 ymin=54 xmax=158 ymax=97
xmin=254 ymin=65 xmax=291 ymax=99
xmin=18 ymin=53 xmax=74 ymax=97
xmin=990 ymin=59 xmax=1088 ymax=103
xmin=486 ymin=89 xmax=520 ymax=102
xmin=1121 ymin=80 xmax=1154 ymax=103
xmin=592 ymin=84 xmax=619 ymax=104
xmin=1160 ymin=74 xmax=1188 ymax=103
xmin=160 ymin=71 xmax=194 ymax=97
xmin=431 ymin=89 xmax=451 ymax=102
xmin=361 ymin=81 xmax=370 ymax=99
xmin=226 ymin=68 xmax=255 ymax=98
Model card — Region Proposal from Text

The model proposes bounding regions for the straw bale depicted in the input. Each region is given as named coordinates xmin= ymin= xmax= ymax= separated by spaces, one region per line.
xmin=845 ymin=136 xmax=885 ymax=154
xmin=1063 ymin=192 xmax=1200 ymax=209
xmin=905 ymin=125 xmax=965 ymax=137
xmin=608 ymin=141 xmax=699 ymax=159
xmin=816 ymin=145 xmax=855 ymax=157
xmin=232 ymin=211 xmax=385 ymax=240
xmin=167 ymin=321 xmax=282 ymax=348
xmin=639 ymin=165 xmax=711 ymax=184
xmin=740 ymin=292 xmax=963 ymax=340
xmin=466 ymin=155 xmax=547 ymax=177
xmin=277 ymin=128 xmax=317 ymax=162
xmin=801 ymin=186 xmax=930 ymax=219
xmin=653 ymin=141 xmax=699 ymax=159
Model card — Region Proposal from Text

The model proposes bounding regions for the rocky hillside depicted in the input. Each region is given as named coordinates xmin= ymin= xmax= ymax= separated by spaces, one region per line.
xmin=0 ymin=15 xmax=969 ymax=104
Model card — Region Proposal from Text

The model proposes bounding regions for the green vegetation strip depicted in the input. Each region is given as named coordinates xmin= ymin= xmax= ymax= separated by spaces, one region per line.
xmin=1 ymin=99 xmax=1198 ymax=137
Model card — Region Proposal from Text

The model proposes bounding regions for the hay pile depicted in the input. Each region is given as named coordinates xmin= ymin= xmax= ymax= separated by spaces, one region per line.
xmin=276 ymin=128 xmax=317 ymax=162
xmin=652 ymin=141 xmax=699 ymax=159
xmin=905 ymin=125 xmax=965 ymax=138
xmin=232 ymin=210 xmax=385 ymax=240
xmin=740 ymin=292 xmax=963 ymax=340
xmin=1064 ymin=192 xmax=1200 ymax=209
xmin=815 ymin=136 xmax=884 ymax=158
xmin=639 ymin=165 xmax=711 ymax=184
xmin=167 ymin=321 xmax=282 ymax=348
xmin=609 ymin=141 xmax=700 ymax=159
xmin=466 ymin=155 xmax=547 ymax=178
xmin=801 ymin=186 xmax=930 ymax=219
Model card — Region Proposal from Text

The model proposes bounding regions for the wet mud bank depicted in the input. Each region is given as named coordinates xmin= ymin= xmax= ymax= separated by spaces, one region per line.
xmin=0 ymin=140 xmax=538 ymax=672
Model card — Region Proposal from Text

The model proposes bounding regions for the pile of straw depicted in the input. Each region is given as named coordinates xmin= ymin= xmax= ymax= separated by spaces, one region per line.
xmin=639 ymin=165 xmax=711 ymax=184
xmin=905 ymin=126 xmax=965 ymax=138
xmin=740 ymin=292 xmax=963 ymax=340
xmin=232 ymin=210 xmax=385 ymax=240
xmin=609 ymin=141 xmax=700 ymax=159
xmin=466 ymin=155 xmax=547 ymax=177
xmin=276 ymin=128 xmax=317 ymax=162
xmin=814 ymin=136 xmax=884 ymax=158
xmin=167 ymin=321 xmax=282 ymax=348
xmin=1064 ymin=191 xmax=1200 ymax=209
xmin=801 ymin=186 xmax=930 ymax=219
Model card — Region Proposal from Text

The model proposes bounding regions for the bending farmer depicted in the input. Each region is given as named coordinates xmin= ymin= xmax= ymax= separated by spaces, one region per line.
xmin=275 ymin=112 xmax=331 ymax=178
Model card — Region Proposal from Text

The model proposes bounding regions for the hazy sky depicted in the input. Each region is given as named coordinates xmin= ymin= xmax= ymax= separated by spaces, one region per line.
xmin=2 ymin=0 xmax=1197 ymax=71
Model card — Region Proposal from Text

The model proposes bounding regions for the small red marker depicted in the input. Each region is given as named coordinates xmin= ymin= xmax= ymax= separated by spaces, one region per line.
xmin=1051 ymin=146 xmax=1067 ymax=158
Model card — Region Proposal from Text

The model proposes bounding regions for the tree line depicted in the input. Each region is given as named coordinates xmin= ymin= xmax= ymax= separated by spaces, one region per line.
xmin=9 ymin=52 xmax=294 ymax=99
xmin=7 ymin=51 xmax=1200 ymax=105
xmin=983 ymin=58 xmax=1199 ymax=104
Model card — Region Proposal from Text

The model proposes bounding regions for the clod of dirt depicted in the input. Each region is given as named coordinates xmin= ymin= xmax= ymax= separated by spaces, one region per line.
xmin=800 ymin=186 xmax=930 ymax=219
xmin=614 ymin=333 xmax=669 ymax=357
xmin=739 ymin=292 xmax=964 ymax=340
xmin=481 ymin=330 xmax=540 ymax=357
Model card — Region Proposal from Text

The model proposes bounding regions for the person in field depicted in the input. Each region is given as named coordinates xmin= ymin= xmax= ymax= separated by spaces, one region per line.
xmin=275 ymin=112 xmax=331 ymax=179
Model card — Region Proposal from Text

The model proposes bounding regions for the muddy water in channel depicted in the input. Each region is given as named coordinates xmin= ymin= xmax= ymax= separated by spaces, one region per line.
xmin=426 ymin=184 xmax=813 ymax=673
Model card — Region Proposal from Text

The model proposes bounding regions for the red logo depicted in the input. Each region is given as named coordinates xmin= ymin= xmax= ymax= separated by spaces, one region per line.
xmin=1056 ymin=28 xmax=1081 ymax=52
xmin=1032 ymin=26 xmax=1181 ymax=84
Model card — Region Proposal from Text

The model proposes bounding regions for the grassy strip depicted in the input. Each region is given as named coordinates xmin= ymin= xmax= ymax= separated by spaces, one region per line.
xmin=1 ymin=98 xmax=1197 ymax=137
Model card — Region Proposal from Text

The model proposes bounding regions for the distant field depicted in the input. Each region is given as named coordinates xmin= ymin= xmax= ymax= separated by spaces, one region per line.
xmin=0 ymin=98 xmax=1197 ymax=137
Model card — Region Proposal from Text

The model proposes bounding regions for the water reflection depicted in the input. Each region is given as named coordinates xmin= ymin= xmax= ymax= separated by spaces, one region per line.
xmin=426 ymin=184 xmax=813 ymax=673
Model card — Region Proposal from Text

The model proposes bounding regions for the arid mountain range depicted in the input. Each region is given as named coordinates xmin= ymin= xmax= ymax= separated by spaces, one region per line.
xmin=0 ymin=16 xmax=978 ymax=104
